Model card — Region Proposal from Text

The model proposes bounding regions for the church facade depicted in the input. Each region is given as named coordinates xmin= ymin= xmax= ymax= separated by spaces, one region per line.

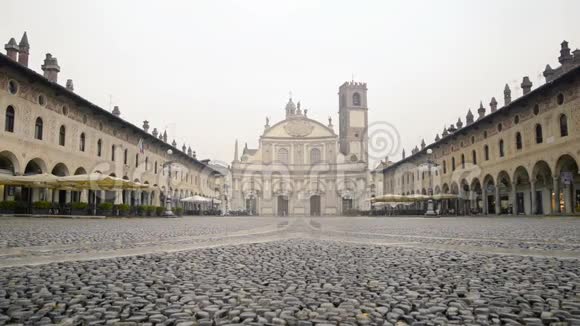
xmin=230 ymin=82 xmax=370 ymax=216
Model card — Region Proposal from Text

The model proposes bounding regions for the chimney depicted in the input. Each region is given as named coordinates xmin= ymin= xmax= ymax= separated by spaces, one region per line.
xmin=142 ymin=120 xmax=150 ymax=132
xmin=435 ymin=134 xmax=440 ymax=142
xmin=456 ymin=117 xmax=463 ymax=129
xmin=192 ymin=151 xmax=197 ymax=159
xmin=182 ymin=144 xmax=186 ymax=152
xmin=152 ymin=128 xmax=159 ymax=137
xmin=66 ymin=79 xmax=74 ymax=91
xmin=171 ymin=140 xmax=177 ymax=147
xmin=559 ymin=40 xmax=572 ymax=70
xmin=162 ymin=131 xmax=167 ymax=142
xmin=521 ymin=76 xmax=532 ymax=95
xmin=466 ymin=109 xmax=474 ymax=125
xmin=112 ymin=106 xmax=121 ymax=117
xmin=41 ymin=53 xmax=60 ymax=83
xmin=4 ymin=38 xmax=19 ymax=60
xmin=187 ymin=146 xmax=193 ymax=157
xmin=402 ymin=149 xmax=406 ymax=159
xmin=489 ymin=98 xmax=497 ymax=113
xmin=543 ymin=64 xmax=555 ymax=83
xmin=420 ymin=139 xmax=426 ymax=149
xmin=503 ymin=84 xmax=511 ymax=106
xmin=17 ymin=32 xmax=29 ymax=67
xmin=573 ymin=49 xmax=580 ymax=65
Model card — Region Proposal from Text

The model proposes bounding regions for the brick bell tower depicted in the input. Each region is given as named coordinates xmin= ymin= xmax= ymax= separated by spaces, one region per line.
xmin=338 ymin=81 xmax=368 ymax=163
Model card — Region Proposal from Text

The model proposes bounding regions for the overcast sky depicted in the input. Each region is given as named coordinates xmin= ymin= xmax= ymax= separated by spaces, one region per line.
xmin=2 ymin=0 xmax=579 ymax=167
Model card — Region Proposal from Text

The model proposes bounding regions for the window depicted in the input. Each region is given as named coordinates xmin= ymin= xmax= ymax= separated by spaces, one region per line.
xmin=155 ymin=161 xmax=158 ymax=174
xmin=461 ymin=154 xmax=465 ymax=169
xmin=59 ymin=125 xmax=66 ymax=146
xmin=277 ymin=148 xmax=289 ymax=164
xmin=352 ymin=92 xmax=361 ymax=106
xmin=483 ymin=131 xmax=488 ymax=139
xmin=145 ymin=157 xmax=149 ymax=170
xmin=471 ymin=136 xmax=475 ymax=144
xmin=5 ymin=106 xmax=15 ymax=132
xmin=484 ymin=145 xmax=489 ymax=161
xmin=499 ymin=139 xmax=504 ymax=157
xmin=97 ymin=139 xmax=102 ymax=157
xmin=557 ymin=93 xmax=564 ymax=105
xmin=560 ymin=114 xmax=568 ymax=137
xmin=533 ymin=104 xmax=539 ymax=115
xmin=443 ymin=160 xmax=447 ymax=174
xmin=124 ymin=149 xmax=128 ymax=165
xmin=535 ymin=124 xmax=543 ymax=144
xmin=79 ymin=133 xmax=86 ymax=151
xmin=135 ymin=153 xmax=139 ymax=168
xmin=515 ymin=132 xmax=522 ymax=150
xmin=111 ymin=145 xmax=116 ymax=161
xmin=514 ymin=115 xmax=520 ymax=124
xmin=8 ymin=80 xmax=18 ymax=94
xmin=38 ymin=95 xmax=46 ymax=106
xmin=34 ymin=117 xmax=43 ymax=140
xmin=497 ymin=123 xmax=502 ymax=132
xmin=451 ymin=157 xmax=456 ymax=171
xmin=310 ymin=148 xmax=321 ymax=164
xmin=472 ymin=150 xmax=477 ymax=165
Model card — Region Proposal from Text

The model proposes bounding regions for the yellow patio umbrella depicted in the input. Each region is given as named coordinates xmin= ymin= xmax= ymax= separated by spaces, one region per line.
xmin=0 ymin=173 xmax=60 ymax=188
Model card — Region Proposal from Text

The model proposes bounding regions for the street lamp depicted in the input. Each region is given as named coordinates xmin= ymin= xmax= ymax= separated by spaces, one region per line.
xmin=163 ymin=149 xmax=175 ymax=217
xmin=425 ymin=148 xmax=438 ymax=217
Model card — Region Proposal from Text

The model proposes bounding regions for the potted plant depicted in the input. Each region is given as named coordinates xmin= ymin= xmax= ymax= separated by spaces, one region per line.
xmin=0 ymin=200 xmax=17 ymax=214
xmin=136 ymin=205 xmax=146 ymax=216
xmin=144 ymin=205 xmax=155 ymax=217
xmin=155 ymin=206 xmax=164 ymax=216
xmin=115 ymin=204 xmax=130 ymax=216
xmin=70 ymin=202 xmax=89 ymax=215
xmin=32 ymin=201 xmax=52 ymax=215
xmin=97 ymin=202 xmax=113 ymax=216
xmin=173 ymin=207 xmax=183 ymax=216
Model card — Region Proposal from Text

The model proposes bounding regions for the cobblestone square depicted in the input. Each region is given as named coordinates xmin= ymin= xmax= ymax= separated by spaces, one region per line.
xmin=0 ymin=216 xmax=579 ymax=325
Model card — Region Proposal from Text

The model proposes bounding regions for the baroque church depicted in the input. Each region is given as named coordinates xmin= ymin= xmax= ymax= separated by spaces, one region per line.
xmin=230 ymin=81 xmax=370 ymax=216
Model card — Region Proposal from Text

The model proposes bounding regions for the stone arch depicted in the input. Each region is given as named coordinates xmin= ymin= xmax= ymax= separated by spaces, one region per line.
xmin=496 ymin=170 xmax=512 ymax=214
xmin=51 ymin=162 xmax=70 ymax=176
xmin=0 ymin=150 xmax=21 ymax=175
xmin=24 ymin=158 xmax=47 ymax=175
xmin=554 ymin=154 xmax=579 ymax=213
xmin=513 ymin=166 xmax=530 ymax=214
xmin=74 ymin=167 xmax=87 ymax=175
xmin=442 ymin=183 xmax=449 ymax=194
xmin=434 ymin=185 xmax=441 ymax=194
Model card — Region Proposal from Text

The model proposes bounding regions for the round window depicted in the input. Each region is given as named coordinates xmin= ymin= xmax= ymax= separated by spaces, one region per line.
xmin=38 ymin=95 xmax=47 ymax=106
xmin=533 ymin=104 xmax=539 ymax=115
xmin=350 ymin=154 xmax=358 ymax=162
xmin=557 ymin=93 xmax=564 ymax=105
xmin=8 ymin=80 xmax=18 ymax=95
xmin=514 ymin=115 xmax=520 ymax=124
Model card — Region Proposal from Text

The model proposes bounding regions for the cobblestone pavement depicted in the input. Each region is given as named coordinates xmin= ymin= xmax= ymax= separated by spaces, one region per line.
xmin=0 ymin=216 xmax=579 ymax=325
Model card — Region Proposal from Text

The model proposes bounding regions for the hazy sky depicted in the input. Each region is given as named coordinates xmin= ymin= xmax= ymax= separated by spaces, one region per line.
xmin=2 ymin=1 xmax=579 ymax=167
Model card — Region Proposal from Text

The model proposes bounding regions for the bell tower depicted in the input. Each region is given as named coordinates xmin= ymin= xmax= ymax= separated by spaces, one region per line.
xmin=338 ymin=81 xmax=368 ymax=162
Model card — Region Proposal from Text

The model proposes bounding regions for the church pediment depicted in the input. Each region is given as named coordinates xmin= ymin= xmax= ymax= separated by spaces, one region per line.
xmin=263 ymin=117 xmax=336 ymax=139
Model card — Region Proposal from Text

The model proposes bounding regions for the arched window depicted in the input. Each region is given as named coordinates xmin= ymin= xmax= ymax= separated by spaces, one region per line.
xmin=97 ymin=139 xmax=102 ymax=157
xmin=277 ymin=148 xmax=289 ymax=164
xmin=310 ymin=148 xmax=321 ymax=164
xmin=451 ymin=157 xmax=456 ymax=171
xmin=5 ymin=106 xmax=15 ymax=132
xmin=535 ymin=124 xmax=543 ymax=144
xmin=111 ymin=145 xmax=116 ymax=161
xmin=443 ymin=160 xmax=447 ymax=174
xmin=461 ymin=154 xmax=465 ymax=169
xmin=79 ymin=133 xmax=86 ymax=151
xmin=135 ymin=153 xmax=139 ymax=168
xmin=154 ymin=161 xmax=158 ymax=174
xmin=34 ymin=117 xmax=43 ymax=140
xmin=499 ymin=139 xmax=504 ymax=157
xmin=145 ymin=157 xmax=149 ymax=170
xmin=560 ymin=114 xmax=568 ymax=137
xmin=59 ymin=125 xmax=66 ymax=146
xmin=515 ymin=132 xmax=522 ymax=150
xmin=123 ymin=149 xmax=128 ymax=165
xmin=472 ymin=150 xmax=477 ymax=165
xmin=352 ymin=92 xmax=361 ymax=106
xmin=484 ymin=145 xmax=489 ymax=161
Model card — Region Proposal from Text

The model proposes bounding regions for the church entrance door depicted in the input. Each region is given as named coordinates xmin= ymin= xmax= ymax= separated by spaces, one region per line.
xmin=310 ymin=195 xmax=321 ymax=216
xmin=277 ymin=196 xmax=289 ymax=216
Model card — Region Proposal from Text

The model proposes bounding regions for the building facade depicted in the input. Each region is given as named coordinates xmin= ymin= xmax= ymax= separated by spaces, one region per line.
xmin=230 ymin=82 xmax=370 ymax=216
xmin=382 ymin=40 xmax=580 ymax=215
xmin=0 ymin=32 xmax=222 ymax=210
